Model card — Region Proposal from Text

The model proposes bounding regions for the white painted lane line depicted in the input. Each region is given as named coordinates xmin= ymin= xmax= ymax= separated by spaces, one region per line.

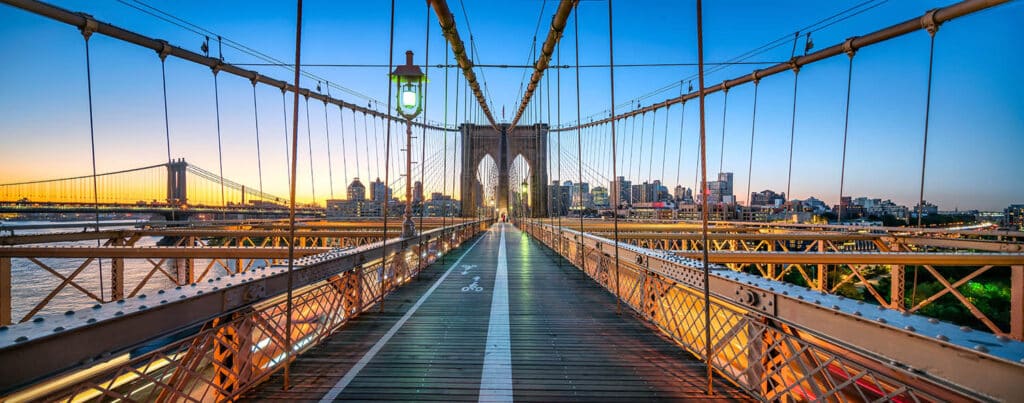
xmin=479 ymin=224 xmax=512 ymax=402
xmin=319 ymin=229 xmax=491 ymax=402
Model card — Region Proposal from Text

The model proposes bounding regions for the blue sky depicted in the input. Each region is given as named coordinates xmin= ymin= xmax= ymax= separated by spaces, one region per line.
xmin=0 ymin=0 xmax=1020 ymax=210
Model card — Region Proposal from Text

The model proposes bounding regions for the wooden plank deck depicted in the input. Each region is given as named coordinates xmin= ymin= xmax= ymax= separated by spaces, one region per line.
xmin=244 ymin=223 xmax=751 ymax=401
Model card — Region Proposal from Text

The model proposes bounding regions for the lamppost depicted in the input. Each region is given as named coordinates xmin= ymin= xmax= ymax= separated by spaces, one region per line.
xmin=521 ymin=180 xmax=529 ymax=224
xmin=391 ymin=50 xmax=425 ymax=238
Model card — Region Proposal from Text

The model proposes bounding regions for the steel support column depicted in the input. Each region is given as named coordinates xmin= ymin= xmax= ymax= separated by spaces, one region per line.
xmin=0 ymin=258 xmax=10 ymax=325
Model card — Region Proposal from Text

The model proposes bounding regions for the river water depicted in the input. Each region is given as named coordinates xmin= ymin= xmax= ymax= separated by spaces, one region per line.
xmin=5 ymin=220 xmax=259 ymax=322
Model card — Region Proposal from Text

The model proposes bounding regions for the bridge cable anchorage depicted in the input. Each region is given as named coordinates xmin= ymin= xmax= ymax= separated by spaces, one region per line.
xmin=508 ymin=0 xmax=576 ymax=132
xmin=283 ymin=0 xmax=304 ymax=390
xmin=80 ymin=14 xmax=105 ymax=301
xmin=429 ymin=0 xmax=499 ymax=131
xmin=744 ymin=73 xmax=760 ymax=207
xmin=918 ymin=10 xmax=939 ymax=229
xmin=211 ymin=62 xmax=227 ymax=209
xmin=836 ymin=41 xmax=856 ymax=224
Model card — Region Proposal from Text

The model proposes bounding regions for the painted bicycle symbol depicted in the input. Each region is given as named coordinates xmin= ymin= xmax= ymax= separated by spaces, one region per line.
xmin=462 ymin=276 xmax=483 ymax=292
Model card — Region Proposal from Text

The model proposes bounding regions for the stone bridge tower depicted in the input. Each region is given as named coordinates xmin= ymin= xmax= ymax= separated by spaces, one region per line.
xmin=460 ymin=123 xmax=548 ymax=218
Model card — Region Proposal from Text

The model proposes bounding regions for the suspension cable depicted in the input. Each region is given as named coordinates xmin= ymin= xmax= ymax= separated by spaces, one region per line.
xmin=918 ymin=24 xmax=938 ymax=228
xmin=158 ymin=50 xmax=172 ymax=164
xmin=212 ymin=67 xmax=226 ymax=207
xmin=647 ymin=109 xmax=658 ymax=185
xmin=745 ymin=78 xmax=759 ymax=206
xmin=322 ymin=86 xmax=335 ymax=199
xmin=695 ymin=0 xmax=714 ymax=393
xmin=660 ymin=105 xmax=670 ymax=194
xmin=607 ymin=0 xmax=621 ymax=315
xmin=380 ymin=0 xmax=397 ymax=313
xmin=352 ymin=111 xmax=361 ymax=181
xmin=573 ymin=1 xmax=584 ymax=251
xmin=283 ymin=0 xmax=303 ymax=389
xmin=837 ymin=49 xmax=856 ymax=223
xmin=785 ymin=67 xmax=800 ymax=210
xmin=81 ymin=23 xmax=105 ymax=301
xmin=303 ymin=95 xmax=317 ymax=205
xmin=281 ymin=89 xmax=291 ymax=189
xmin=251 ymin=79 xmax=265 ymax=197
xmin=718 ymin=85 xmax=729 ymax=174
xmin=332 ymin=87 xmax=349 ymax=188
xmin=442 ymin=43 xmax=449 ymax=252
xmin=419 ymin=8 xmax=431 ymax=246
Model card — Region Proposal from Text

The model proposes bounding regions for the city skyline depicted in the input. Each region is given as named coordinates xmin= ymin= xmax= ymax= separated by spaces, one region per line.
xmin=0 ymin=1 xmax=1021 ymax=210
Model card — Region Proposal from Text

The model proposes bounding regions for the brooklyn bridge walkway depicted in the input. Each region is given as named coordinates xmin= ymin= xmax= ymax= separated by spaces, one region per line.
xmin=246 ymin=223 xmax=748 ymax=401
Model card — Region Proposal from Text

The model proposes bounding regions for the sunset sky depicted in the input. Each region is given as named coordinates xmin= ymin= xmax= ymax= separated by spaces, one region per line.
xmin=0 ymin=0 xmax=1021 ymax=210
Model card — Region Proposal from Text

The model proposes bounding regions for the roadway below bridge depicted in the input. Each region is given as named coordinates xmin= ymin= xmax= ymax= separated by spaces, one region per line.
xmin=245 ymin=223 xmax=748 ymax=401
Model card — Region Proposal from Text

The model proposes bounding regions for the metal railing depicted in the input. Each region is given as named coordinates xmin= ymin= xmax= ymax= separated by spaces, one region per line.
xmin=0 ymin=220 xmax=491 ymax=400
xmin=523 ymin=221 xmax=1024 ymax=401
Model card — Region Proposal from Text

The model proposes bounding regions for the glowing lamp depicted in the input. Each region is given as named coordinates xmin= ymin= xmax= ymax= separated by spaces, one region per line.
xmin=391 ymin=50 xmax=425 ymax=120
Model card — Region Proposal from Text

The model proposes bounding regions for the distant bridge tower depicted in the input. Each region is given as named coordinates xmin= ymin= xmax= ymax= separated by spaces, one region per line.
xmin=460 ymin=123 xmax=548 ymax=218
xmin=167 ymin=159 xmax=188 ymax=205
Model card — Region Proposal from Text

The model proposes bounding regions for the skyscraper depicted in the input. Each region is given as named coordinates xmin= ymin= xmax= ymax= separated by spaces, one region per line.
xmin=347 ymin=178 xmax=366 ymax=201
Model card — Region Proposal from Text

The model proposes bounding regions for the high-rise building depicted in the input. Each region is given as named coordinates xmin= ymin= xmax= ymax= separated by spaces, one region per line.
xmin=347 ymin=178 xmax=366 ymax=201
xmin=708 ymin=172 xmax=734 ymax=204
xmin=592 ymin=186 xmax=610 ymax=208
xmin=413 ymin=181 xmax=424 ymax=203
xmin=610 ymin=176 xmax=631 ymax=207
xmin=369 ymin=178 xmax=391 ymax=202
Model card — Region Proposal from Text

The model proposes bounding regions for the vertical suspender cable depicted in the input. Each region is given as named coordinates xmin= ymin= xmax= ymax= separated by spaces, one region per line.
xmin=352 ymin=112 xmax=362 ymax=181
xmin=339 ymin=99 xmax=352 ymax=188
xmin=364 ymin=113 xmax=374 ymax=180
xmin=252 ymin=80 xmax=265 ymax=198
xmin=660 ymin=105 xmax=670 ymax=195
xmin=636 ymin=112 xmax=645 ymax=183
xmin=556 ymin=41 xmax=563 ymax=253
xmin=695 ymin=0 xmax=715 ymax=394
xmin=333 ymin=88 xmax=349 ymax=188
xmin=283 ymin=0 xmax=303 ymax=390
xmin=918 ymin=26 xmax=937 ymax=228
xmin=675 ymin=84 xmax=686 ymax=196
xmin=718 ymin=86 xmax=729 ymax=175
xmin=607 ymin=0 xmax=621 ymax=315
xmin=453 ymin=64 xmax=460 ymax=225
xmin=442 ymin=43 xmax=450 ymax=259
xmin=785 ymin=67 xmax=800 ymax=210
xmin=322 ymin=90 xmax=335 ymax=199
xmin=304 ymin=95 xmax=316 ymax=205
xmin=81 ymin=24 xmax=105 ymax=301
xmin=573 ymin=2 xmax=584 ymax=256
xmin=281 ymin=90 xmax=292 ymax=189
xmin=647 ymin=109 xmax=657 ymax=184
xmin=419 ymin=7 xmax=431 ymax=256
xmin=745 ymin=79 xmax=759 ymax=207
xmin=381 ymin=0 xmax=397 ymax=312
xmin=159 ymin=53 xmax=171 ymax=163
xmin=212 ymin=68 xmax=226 ymax=207
xmin=838 ymin=51 xmax=855 ymax=224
